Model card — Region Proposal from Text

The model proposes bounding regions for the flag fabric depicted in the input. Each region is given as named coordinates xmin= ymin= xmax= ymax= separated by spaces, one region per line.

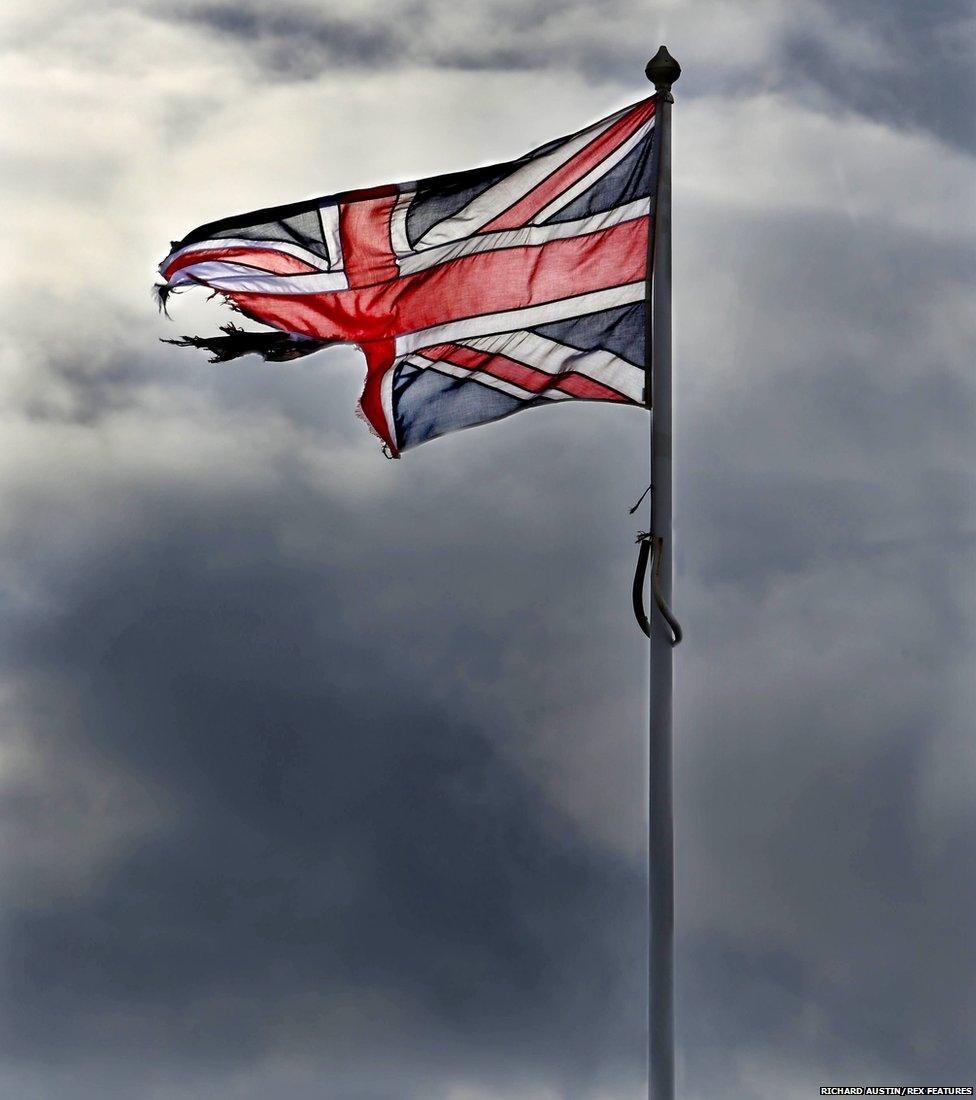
xmin=158 ymin=98 xmax=658 ymax=456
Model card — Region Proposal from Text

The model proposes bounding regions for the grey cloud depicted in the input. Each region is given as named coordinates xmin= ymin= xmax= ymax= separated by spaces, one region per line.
xmin=157 ymin=0 xmax=976 ymax=152
xmin=0 ymin=406 xmax=649 ymax=1098
xmin=2 ymin=0 xmax=975 ymax=1095
xmin=669 ymin=202 xmax=976 ymax=1088
xmin=780 ymin=0 xmax=976 ymax=153
xmin=165 ymin=1 xmax=400 ymax=75
xmin=149 ymin=0 xmax=691 ymax=91
xmin=677 ymin=211 xmax=975 ymax=601
xmin=156 ymin=0 xmax=549 ymax=79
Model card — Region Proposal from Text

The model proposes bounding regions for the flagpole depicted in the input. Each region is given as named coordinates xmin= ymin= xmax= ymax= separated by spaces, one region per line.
xmin=646 ymin=44 xmax=680 ymax=1100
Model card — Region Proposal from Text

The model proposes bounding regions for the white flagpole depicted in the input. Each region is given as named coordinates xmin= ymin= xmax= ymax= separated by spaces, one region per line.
xmin=646 ymin=44 xmax=680 ymax=1100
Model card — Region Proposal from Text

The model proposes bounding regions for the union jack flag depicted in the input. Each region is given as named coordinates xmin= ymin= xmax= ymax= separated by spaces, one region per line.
xmin=158 ymin=97 xmax=658 ymax=456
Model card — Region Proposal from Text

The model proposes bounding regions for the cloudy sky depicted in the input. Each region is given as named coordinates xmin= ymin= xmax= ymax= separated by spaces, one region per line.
xmin=2 ymin=1 xmax=974 ymax=1097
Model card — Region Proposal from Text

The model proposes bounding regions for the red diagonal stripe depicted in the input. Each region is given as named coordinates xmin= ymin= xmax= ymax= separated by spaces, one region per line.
xmin=225 ymin=216 xmax=648 ymax=345
xmin=164 ymin=247 xmax=322 ymax=279
xmin=420 ymin=343 xmax=629 ymax=403
xmin=479 ymin=99 xmax=655 ymax=233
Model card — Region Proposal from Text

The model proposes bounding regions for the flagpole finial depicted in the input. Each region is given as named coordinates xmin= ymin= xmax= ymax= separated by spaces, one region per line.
xmin=645 ymin=45 xmax=681 ymax=101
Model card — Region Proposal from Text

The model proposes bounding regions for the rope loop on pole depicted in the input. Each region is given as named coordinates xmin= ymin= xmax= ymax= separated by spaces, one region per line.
xmin=632 ymin=532 xmax=683 ymax=646
xmin=629 ymin=483 xmax=653 ymax=514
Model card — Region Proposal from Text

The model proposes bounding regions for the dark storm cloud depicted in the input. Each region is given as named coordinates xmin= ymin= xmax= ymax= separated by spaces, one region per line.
xmin=680 ymin=211 xmax=975 ymax=605
xmin=0 ymin=379 xmax=651 ymax=1097
xmin=781 ymin=0 xmax=976 ymax=152
xmin=163 ymin=1 xmax=400 ymax=75
xmin=3 ymin=0 xmax=975 ymax=1095
xmin=152 ymin=0 xmax=673 ymax=86
xmin=157 ymin=0 xmax=551 ymax=79
xmin=157 ymin=0 xmax=975 ymax=152
xmin=669 ymin=203 xmax=976 ymax=1088
xmin=681 ymin=729 xmax=976 ymax=1084
xmin=155 ymin=0 xmax=778 ymax=90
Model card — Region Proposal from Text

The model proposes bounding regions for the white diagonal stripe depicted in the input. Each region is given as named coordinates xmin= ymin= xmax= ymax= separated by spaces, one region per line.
xmin=404 ymin=354 xmax=569 ymax=404
xmin=462 ymin=330 xmax=644 ymax=402
xmin=168 ymin=262 xmax=349 ymax=293
xmin=318 ymin=202 xmax=343 ymax=270
xmin=415 ymin=103 xmax=634 ymax=249
xmin=389 ymin=188 xmax=414 ymax=257
xmin=534 ymin=116 xmax=654 ymax=223
xmin=394 ymin=282 xmax=645 ymax=356
xmin=161 ymin=237 xmax=331 ymax=275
